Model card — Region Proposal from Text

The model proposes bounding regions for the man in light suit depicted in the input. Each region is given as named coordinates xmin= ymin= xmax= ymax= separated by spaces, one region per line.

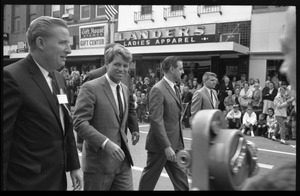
xmin=191 ymin=72 xmax=219 ymax=120
xmin=76 ymin=43 xmax=139 ymax=152
xmin=3 ymin=16 xmax=82 ymax=190
xmin=73 ymin=43 xmax=138 ymax=190
xmin=138 ymin=56 xmax=189 ymax=190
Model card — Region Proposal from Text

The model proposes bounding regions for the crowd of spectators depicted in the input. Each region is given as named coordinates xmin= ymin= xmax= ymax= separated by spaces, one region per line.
xmin=62 ymin=65 xmax=296 ymax=144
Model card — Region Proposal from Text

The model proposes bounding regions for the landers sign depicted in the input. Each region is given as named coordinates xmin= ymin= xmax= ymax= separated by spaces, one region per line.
xmin=115 ymin=24 xmax=216 ymax=47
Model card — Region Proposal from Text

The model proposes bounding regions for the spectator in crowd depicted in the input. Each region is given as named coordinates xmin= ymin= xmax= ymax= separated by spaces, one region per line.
xmin=182 ymin=85 xmax=193 ymax=128
xmin=142 ymin=77 xmax=150 ymax=94
xmin=224 ymin=89 xmax=236 ymax=115
xmin=187 ymin=78 xmax=193 ymax=89
xmin=256 ymin=113 xmax=267 ymax=137
xmin=70 ymin=71 xmax=81 ymax=106
xmin=73 ymin=43 xmax=138 ymax=190
xmin=241 ymin=104 xmax=257 ymax=137
xmin=239 ymin=82 xmax=253 ymax=113
xmin=244 ymin=8 xmax=296 ymax=189
xmin=231 ymin=76 xmax=237 ymax=89
xmin=148 ymin=68 xmax=158 ymax=89
xmin=190 ymin=80 xmax=199 ymax=94
xmin=236 ymin=74 xmax=247 ymax=90
xmin=249 ymin=78 xmax=255 ymax=92
xmin=137 ymin=92 xmax=148 ymax=123
xmin=3 ymin=16 xmax=82 ymax=190
xmin=233 ymin=87 xmax=241 ymax=106
xmin=138 ymin=56 xmax=189 ymax=190
xmin=191 ymin=72 xmax=219 ymax=120
xmin=226 ymin=104 xmax=242 ymax=129
xmin=262 ymin=81 xmax=278 ymax=115
xmin=182 ymin=74 xmax=188 ymax=86
xmin=218 ymin=75 xmax=234 ymax=112
xmin=272 ymin=72 xmax=280 ymax=89
xmin=136 ymin=75 xmax=143 ymax=92
xmin=252 ymin=82 xmax=263 ymax=117
xmin=272 ymin=86 xmax=294 ymax=144
xmin=266 ymin=107 xmax=277 ymax=139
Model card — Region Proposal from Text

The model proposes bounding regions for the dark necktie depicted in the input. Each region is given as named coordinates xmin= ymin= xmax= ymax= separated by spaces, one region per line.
xmin=48 ymin=72 xmax=60 ymax=104
xmin=174 ymin=85 xmax=181 ymax=101
xmin=116 ymin=85 xmax=124 ymax=120
xmin=210 ymin=89 xmax=215 ymax=107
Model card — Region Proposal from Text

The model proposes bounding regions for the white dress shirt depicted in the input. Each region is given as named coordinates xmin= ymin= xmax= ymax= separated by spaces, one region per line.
xmin=34 ymin=60 xmax=65 ymax=133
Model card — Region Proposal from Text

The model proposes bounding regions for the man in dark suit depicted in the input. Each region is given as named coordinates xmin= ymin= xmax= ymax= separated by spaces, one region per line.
xmin=191 ymin=72 xmax=219 ymax=120
xmin=76 ymin=43 xmax=139 ymax=151
xmin=3 ymin=16 xmax=82 ymax=190
xmin=73 ymin=43 xmax=138 ymax=190
xmin=138 ymin=56 xmax=189 ymax=190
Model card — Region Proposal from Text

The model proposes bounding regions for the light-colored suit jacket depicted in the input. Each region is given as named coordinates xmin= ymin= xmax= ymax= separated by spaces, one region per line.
xmin=191 ymin=86 xmax=219 ymax=119
xmin=145 ymin=78 xmax=184 ymax=152
xmin=73 ymin=75 xmax=133 ymax=173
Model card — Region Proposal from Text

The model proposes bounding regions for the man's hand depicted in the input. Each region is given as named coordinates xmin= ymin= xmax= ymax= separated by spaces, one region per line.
xmin=131 ymin=132 xmax=140 ymax=145
xmin=165 ymin=147 xmax=176 ymax=162
xmin=70 ymin=169 xmax=83 ymax=191
xmin=105 ymin=140 xmax=125 ymax=161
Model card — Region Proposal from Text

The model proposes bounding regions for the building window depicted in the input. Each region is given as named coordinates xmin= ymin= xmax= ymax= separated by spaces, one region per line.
xmin=52 ymin=5 xmax=60 ymax=18
xmin=13 ymin=5 xmax=20 ymax=32
xmin=171 ymin=5 xmax=184 ymax=11
xmin=13 ymin=17 xmax=20 ymax=33
xmin=96 ymin=5 xmax=105 ymax=18
xmin=141 ymin=5 xmax=152 ymax=15
xmin=163 ymin=5 xmax=185 ymax=20
xmin=28 ymin=5 xmax=36 ymax=25
xmin=266 ymin=60 xmax=287 ymax=84
xmin=80 ymin=5 xmax=91 ymax=20
xmin=216 ymin=21 xmax=251 ymax=48
xmin=65 ymin=5 xmax=74 ymax=14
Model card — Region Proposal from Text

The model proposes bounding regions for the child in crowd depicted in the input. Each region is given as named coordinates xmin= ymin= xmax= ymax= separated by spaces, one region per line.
xmin=256 ymin=113 xmax=267 ymax=137
xmin=224 ymin=90 xmax=236 ymax=115
xmin=226 ymin=104 xmax=242 ymax=129
xmin=241 ymin=105 xmax=257 ymax=137
xmin=266 ymin=107 xmax=277 ymax=139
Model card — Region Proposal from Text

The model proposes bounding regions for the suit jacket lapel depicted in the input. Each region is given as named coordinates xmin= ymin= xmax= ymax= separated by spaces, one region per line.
xmin=27 ymin=56 xmax=61 ymax=123
xmin=163 ymin=79 xmax=181 ymax=108
xmin=205 ymin=88 xmax=215 ymax=108
xmin=102 ymin=77 xmax=120 ymax=121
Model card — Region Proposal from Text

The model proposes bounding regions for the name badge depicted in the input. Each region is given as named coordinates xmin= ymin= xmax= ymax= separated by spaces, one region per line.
xmin=57 ymin=94 xmax=69 ymax=104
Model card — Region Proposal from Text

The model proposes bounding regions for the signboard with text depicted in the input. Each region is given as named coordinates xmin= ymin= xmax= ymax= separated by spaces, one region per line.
xmin=79 ymin=24 xmax=106 ymax=49
xmin=115 ymin=24 xmax=216 ymax=47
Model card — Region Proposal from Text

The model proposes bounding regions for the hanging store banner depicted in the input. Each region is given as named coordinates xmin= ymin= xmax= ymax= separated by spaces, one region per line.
xmin=115 ymin=23 xmax=216 ymax=47
xmin=79 ymin=24 xmax=106 ymax=49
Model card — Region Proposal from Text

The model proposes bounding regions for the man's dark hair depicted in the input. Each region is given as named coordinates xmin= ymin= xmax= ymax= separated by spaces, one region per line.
xmin=161 ymin=56 xmax=182 ymax=73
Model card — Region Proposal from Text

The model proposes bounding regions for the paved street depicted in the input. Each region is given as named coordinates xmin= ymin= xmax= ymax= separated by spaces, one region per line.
xmin=68 ymin=122 xmax=296 ymax=191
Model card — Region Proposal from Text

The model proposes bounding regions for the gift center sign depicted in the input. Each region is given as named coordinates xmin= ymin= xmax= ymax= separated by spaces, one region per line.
xmin=79 ymin=24 xmax=106 ymax=49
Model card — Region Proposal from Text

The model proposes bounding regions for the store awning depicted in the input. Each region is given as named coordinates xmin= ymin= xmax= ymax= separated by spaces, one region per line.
xmin=9 ymin=42 xmax=248 ymax=59
xmin=126 ymin=42 xmax=249 ymax=56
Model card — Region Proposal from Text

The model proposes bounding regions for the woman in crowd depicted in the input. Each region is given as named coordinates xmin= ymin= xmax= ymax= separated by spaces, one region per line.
xmin=218 ymin=75 xmax=233 ymax=112
xmin=252 ymin=82 xmax=263 ymax=118
xmin=262 ymin=81 xmax=278 ymax=115
xmin=239 ymin=82 xmax=253 ymax=114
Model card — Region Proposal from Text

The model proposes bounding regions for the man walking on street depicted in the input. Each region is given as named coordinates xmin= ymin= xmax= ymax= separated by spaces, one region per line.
xmin=138 ymin=56 xmax=189 ymax=190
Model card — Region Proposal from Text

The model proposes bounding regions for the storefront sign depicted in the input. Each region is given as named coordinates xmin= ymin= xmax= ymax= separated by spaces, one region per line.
xmin=115 ymin=24 xmax=216 ymax=47
xmin=79 ymin=24 xmax=106 ymax=49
